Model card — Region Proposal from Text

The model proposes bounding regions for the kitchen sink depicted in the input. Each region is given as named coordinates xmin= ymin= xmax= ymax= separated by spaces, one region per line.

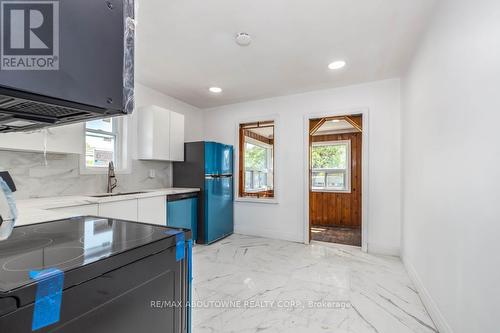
xmin=90 ymin=191 xmax=148 ymax=198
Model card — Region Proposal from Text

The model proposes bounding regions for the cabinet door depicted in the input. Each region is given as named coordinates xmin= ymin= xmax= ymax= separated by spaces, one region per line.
xmin=169 ymin=111 xmax=185 ymax=161
xmin=0 ymin=123 xmax=83 ymax=154
xmin=138 ymin=196 xmax=166 ymax=226
xmin=46 ymin=123 xmax=84 ymax=154
xmin=138 ymin=106 xmax=170 ymax=160
xmin=50 ymin=204 xmax=99 ymax=216
xmin=153 ymin=108 xmax=171 ymax=160
xmin=98 ymin=199 xmax=138 ymax=221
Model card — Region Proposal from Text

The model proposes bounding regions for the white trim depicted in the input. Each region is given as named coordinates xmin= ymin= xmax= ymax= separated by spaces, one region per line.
xmin=403 ymin=257 xmax=453 ymax=333
xmin=235 ymin=197 xmax=279 ymax=204
xmin=234 ymin=229 xmax=300 ymax=243
xmin=234 ymin=114 xmax=280 ymax=203
xmin=303 ymin=107 xmax=370 ymax=253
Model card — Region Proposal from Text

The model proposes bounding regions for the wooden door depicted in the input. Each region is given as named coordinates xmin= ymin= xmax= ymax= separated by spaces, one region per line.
xmin=309 ymin=117 xmax=362 ymax=229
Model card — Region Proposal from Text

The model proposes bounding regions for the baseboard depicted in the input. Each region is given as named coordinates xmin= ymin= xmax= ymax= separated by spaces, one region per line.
xmin=403 ymin=257 xmax=454 ymax=333
xmin=234 ymin=226 xmax=303 ymax=243
xmin=367 ymin=242 xmax=400 ymax=256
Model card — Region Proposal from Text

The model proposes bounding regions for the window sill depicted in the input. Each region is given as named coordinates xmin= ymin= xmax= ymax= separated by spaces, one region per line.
xmin=235 ymin=197 xmax=279 ymax=204
xmin=311 ymin=189 xmax=352 ymax=194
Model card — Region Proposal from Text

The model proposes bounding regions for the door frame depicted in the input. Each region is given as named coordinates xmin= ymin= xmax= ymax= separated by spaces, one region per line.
xmin=303 ymin=107 xmax=370 ymax=252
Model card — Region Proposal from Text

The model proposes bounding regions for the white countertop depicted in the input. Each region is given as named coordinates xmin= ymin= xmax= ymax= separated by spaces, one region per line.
xmin=15 ymin=188 xmax=199 ymax=226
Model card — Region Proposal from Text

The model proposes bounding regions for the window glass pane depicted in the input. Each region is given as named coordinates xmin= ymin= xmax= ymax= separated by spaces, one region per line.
xmin=311 ymin=144 xmax=347 ymax=169
xmin=86 ymin=133 xmax=115 ymax=168
xmin=312 ymin=171 xmax=326 ymax=188
xmin=86 ymin=118 xmax=113 ymax=132
xmin=311 ymin=140 xmax=350 ymax=192
xmin=240 ymin=122 xmax=275 ymax=197
xmin=244 ymin=143 xmax=267 ymax=171
xmin=326 ymin=172 xmax=345 ymax=190
xmin=245 ymin=171 xmax=252 ymax=189
xmin=258 ymin=172 xmax=267 ymax=189
xmin=253 ymin=172 xmax=261 ymax=190
xmin=244 ymin=139 xmax=272 ymax=192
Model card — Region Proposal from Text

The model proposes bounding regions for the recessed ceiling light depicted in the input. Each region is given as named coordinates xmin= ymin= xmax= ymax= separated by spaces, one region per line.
xmin=331 ymin=119 xmax=341 ymax=123
xmin=328 ymin=60 xmax=347 ymax=70
xmin=235 ymin=32 xmax=252 ymax=46
xmin=209 ymin=87 xmax=222 ymax=93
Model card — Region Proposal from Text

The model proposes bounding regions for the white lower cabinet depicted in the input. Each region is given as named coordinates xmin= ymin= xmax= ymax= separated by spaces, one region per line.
xmin=138 ymin=196 xmax=166 ymax=226
xmin=98 ymin=199 xmax=138 ymax=221
xmin=50 ymin=204 xmax=99 ymax=216
xmin=48 ymin=196 xmax=167 ymax=224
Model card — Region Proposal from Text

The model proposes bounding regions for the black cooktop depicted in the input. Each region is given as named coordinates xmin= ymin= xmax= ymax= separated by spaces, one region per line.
xmin=0 ymin=216 xmax=182 ymax=293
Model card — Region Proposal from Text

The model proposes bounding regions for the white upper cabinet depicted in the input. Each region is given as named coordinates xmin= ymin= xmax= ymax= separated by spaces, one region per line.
xmin=137 ymin=105 xmax=185 ymax=161
xmin=0 ymin=123 xmax=84 ymax=154
xmin=169 ymin=110 xmax=185 ymax=161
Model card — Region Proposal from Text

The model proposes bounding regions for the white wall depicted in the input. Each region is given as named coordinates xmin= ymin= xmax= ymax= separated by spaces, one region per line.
xmin=203 ymin=79 xmax=402 ymax=254
xmin=401 ymin=0 xmax=500 ymax=332
xmin=135 ymin=83 xmax=203 ymax=142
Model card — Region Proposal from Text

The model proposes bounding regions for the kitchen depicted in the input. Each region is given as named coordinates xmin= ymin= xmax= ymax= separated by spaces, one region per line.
xmin=0 ymin=0 xmax=498 ymax=332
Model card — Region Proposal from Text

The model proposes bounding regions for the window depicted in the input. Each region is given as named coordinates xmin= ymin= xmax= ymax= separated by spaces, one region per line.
xmin=311 ymin=140 xmax=351 ymax=192
xmin=239 ymin=121 xmax=275 ymax=198
xmin=83 ymin=117 xmax=128 ymax=173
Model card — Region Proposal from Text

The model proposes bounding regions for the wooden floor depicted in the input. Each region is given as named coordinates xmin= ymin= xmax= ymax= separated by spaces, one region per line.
xmin=310 ymin=225 xmax=361 ymax=246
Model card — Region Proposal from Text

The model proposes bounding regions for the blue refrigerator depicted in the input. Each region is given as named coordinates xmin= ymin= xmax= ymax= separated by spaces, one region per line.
xmin=173 ymin=142 xmax=234 ymax=244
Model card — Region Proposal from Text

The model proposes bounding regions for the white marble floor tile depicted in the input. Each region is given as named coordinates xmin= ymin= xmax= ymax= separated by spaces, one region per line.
xmin=192 ymin=235 xmax=437 ymax=333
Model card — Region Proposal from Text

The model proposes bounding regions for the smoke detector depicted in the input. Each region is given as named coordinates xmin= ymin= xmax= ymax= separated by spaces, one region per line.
xmin=235 ymin=33 xmax=252 ymax=46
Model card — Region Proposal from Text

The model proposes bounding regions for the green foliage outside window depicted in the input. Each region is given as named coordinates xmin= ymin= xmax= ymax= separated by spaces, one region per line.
xmin=245 ymin=143 xmax=267 ymax=170
xmin=311 ymin=144 xmax=346 ymax=169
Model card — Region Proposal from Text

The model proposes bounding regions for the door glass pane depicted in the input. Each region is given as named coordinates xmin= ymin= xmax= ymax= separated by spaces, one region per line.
xmin=311 ymin=144 xmax=347 ymax=169
xmin=311 ymin=140 xmax=350 ymax=192
xmin=312 ymin=172 xmax=326 ymax=188
xmin=326 ymin=172 xmax=345 ymax=190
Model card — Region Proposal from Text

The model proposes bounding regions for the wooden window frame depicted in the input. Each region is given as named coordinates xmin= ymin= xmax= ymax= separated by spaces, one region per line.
xmin=239 ymin=121 xmax=275 ymax=199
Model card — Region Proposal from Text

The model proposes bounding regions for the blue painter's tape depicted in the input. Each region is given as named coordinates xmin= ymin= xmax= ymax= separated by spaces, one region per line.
xmin=29 ymin=268 xmax=64 ymax=331
xmin=176 ymin=232 xmax=185 ymax=262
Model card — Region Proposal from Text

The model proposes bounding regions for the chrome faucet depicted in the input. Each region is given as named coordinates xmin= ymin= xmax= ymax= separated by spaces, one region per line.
xmin=107 ymin=161 xmax=117 ymax=193
xmin=0 ymin=171 xmax=17 ymax=241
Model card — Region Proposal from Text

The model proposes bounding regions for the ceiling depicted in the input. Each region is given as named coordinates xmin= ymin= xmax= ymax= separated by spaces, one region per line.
xmin=314 ymin=120 xmax=356 ymax=136
xmin=248 ymin=126 xmax=274 ymax=139
xmin=135 ymin=0 xmax=436 ymax=108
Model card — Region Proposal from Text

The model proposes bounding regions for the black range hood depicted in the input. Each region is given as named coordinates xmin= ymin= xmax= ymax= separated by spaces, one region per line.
xmin=0 ymin=0 xmax=135 ymax=133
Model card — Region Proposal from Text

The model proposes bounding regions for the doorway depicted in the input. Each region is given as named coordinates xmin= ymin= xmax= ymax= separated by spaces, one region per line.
xmin=308 ymin=114 xmax=363 ymax=247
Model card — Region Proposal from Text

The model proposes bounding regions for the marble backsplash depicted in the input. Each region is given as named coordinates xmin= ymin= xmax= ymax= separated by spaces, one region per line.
xmin=0 ymin=150 xmax=172 ymax=199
